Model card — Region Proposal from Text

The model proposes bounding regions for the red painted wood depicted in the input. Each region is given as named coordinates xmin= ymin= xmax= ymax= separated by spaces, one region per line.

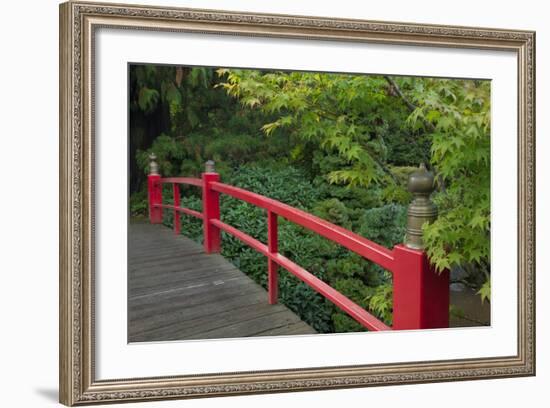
xmin=392 ymin=245 xmax=449 ymax=330
xmin=267 ymin=211 xmax=278 ymax=305
xmin=202 ymin=172 xmax=221 ymax=253
xmin=147 ymin=174 xmax=162 ymax=224
xmin=422 ymin=260 xmax=450 ymax=329
xmin=160 ymin=177 xmax=203 ymax=187
xmin=156 ymin=204 xmax=203 ymax=219
xmin=210 ymin=219 xmax=390 ymax=331
xmin=210 ymin=182 xmax=395 ymax=271
xmin=211 ymin=219 xmax=269 ymax=256
xmin=178 ymin=207 xmax=203 ymax=219
xmin=274 ymin=253 xmax=391 ymax=331
xmin=173 ymin=184 xmax=181 ymax=235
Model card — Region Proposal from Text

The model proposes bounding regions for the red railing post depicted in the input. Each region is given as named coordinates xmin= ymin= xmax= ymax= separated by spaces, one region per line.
xmin=173 ymin=183 xmax=181 ymax=235
xmin=147 ymin=153 xmax=162 ymax=224
xmin=267 ymin=211 xmax=278 ymax=304
xmin=392 ymin=164 xmax=449 ymax=330
xmin=202 ymin=160 xmax=221 ymax=253
xmin=392 ymin=245 xmax=449 ymax=329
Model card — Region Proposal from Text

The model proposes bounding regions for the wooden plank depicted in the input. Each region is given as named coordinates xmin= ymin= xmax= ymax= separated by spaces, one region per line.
xmin=129 ymin=252 xmax=213 ymax=270
xmin=181 ymin=310 xmax=306 ymax=340
xmin=130 ymin=260 xmax=236 ymax=284
xmin=128 ymin=222 xmax=316 ymax=342
xmin=129 ymin=246 xmax=204 ymax=261
xmin=131 ymin=264 xmax=235 ymax=284
xmin=253 ymin=321 xmax=317 ymax=336
xmin=131 ymin=301 xmax=291 ymax=342
xmin=129 ymin=265 xmax=241 ymax=295
xmin=130 ymin=274 xmax=255 ymax=311
xmin=129 ymin=291 xmax=271 ymax=336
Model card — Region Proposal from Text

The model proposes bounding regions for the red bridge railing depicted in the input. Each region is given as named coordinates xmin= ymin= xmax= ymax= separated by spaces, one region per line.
xmin=147 ymin=157 xmax=449 ymax=332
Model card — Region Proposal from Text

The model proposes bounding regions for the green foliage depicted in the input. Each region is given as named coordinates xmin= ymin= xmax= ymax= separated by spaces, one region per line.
xmin=129 ymin=189 xmax=148 ymax=218
xmin=136 ymin=134 xmax=186 ymax=177
xmin=228 ymin=166 xmax=320 ymax=209
xmin=332 ymin=279 xmax=370 ymax=332
xmin=131 ymin=65 xmax=278 ymax=187
xmin=357 ymin=204 xmax=407 ymax=247
xmin=203 ymin=133 xmax=261 ymax=163
xmin=324 ymin=204 xmax=406 ymax=331
xmin=449 ymin=304 xmax=465 ymax=319
xmin=366 ymin=283 xmax=393 ymax=325
xmin=331 ymin=280 xmax=393 ymax=331
xmin=218 ymin=69 xmax=410 ymax=188
xmin=400 ymin=78 xmax=490 ymax=290
xmin=477 ymin=276 xmax=491 ymax=304
xmin=380 ymin=183 xmax=410 ymax=205
xmin=131 ymin=65 xmax=212 ymax=119
xmin=219 ymin=69 xmax=491 ymax=300
xmin=312 ymin=199 xmax=351 ymax=229
xmin=311 ymin=152 xmax=384 ymax=210
xmin=130 ymin=64 xmax=492 ymax=331
xmin=380 ymin=166 xmax=415 ymax=205
xmin=137 ymin=87 xmax=160 ymax=113
xmin=386 ymin=130 xmax=432 ymax=167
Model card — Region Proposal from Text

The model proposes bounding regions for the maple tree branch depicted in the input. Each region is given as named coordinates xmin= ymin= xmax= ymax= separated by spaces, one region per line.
xmin=383 ymin=75 xmax=436 ymax=133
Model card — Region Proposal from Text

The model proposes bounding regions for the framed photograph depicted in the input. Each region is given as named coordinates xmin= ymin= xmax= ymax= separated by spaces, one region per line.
xmin=59 ymin=1 xmax=535 ymax=405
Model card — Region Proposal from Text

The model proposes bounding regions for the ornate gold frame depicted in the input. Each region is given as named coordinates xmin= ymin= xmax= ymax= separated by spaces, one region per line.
xmin=59 ymin=1 xmax=536 ymax=405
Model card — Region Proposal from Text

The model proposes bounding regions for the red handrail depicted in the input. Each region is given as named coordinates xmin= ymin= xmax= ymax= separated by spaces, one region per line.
xmin=146 ymin=168 xmax=450 ymax=332
xmin=210 ymin=218 xmax=390 ymax=331
xmin=210 ymin=181 xmax=395 ymax=271
xmin=156 ymin=178 xmax=205 ymax=230
xmin=160 ymin=177 xmax=203 ymax=187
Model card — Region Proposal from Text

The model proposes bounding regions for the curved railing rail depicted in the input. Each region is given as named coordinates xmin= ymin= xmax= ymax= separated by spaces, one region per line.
xmin=147 ymin=157 xmax=450 ymax=332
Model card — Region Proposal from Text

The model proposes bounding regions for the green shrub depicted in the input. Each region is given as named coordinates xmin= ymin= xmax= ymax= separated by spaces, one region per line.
xmin=129 ymin=188 xmax=148 ymax=217
xmin=357 ymin=203 xmax=407 ymax=247
xmin=312 ymin=198 xmax=351 ymax=229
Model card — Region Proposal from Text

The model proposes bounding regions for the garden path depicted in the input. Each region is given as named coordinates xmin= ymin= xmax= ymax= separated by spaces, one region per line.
xmin=128 ymin=222 xmax=317 ymax=342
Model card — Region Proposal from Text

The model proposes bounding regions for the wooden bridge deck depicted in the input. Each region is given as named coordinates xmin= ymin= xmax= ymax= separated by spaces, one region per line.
xmin=128 ymin=221 xmax=316 ymax=342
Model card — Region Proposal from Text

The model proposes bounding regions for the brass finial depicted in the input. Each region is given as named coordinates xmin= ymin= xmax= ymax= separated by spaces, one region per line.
xmin=205 ymin=160 xmax=216 ymax=173
xmin=149 ymin=153 xmax=159 ymax=175
xmin=404 ymin=163 xmax=437 ymax=250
